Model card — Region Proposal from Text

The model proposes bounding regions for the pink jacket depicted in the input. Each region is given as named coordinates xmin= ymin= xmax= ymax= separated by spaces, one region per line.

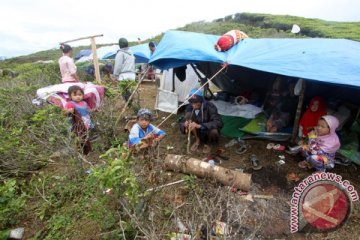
xmin=59 ymin=55 xmax=78 ymax=83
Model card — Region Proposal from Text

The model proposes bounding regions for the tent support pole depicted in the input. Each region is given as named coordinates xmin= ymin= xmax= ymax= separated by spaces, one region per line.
xmin=291 ymin=79 xmax=306 ymax=143
xmin=355 ymin=107 xmax=360 ymax=121
xmin=172 ymin=71 xmax=175 ymax=92
xmin=190 ymin=63 xmax=214 ymax=98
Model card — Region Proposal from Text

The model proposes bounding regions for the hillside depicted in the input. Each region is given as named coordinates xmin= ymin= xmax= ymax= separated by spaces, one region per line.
xmin=1 ymin=12 xmax=359 ymax=66
xmin=180 ymin=12 xmax=360 ymax=40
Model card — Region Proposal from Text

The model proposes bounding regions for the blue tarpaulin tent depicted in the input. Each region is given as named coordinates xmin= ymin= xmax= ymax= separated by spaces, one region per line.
xmin=149 ymin=30 xmax=360 ymax=88
xmin=150 ymin=30 xmax=360 ymax=163
xmin=75 ymin=49 xmax=92 ymax=60
xmin=102 ymin=43 xmax=152 ymax=64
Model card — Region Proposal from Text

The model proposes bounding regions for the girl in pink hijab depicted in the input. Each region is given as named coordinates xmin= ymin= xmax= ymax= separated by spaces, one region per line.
xmin=298 ymin=115 xmax=341 ymax=172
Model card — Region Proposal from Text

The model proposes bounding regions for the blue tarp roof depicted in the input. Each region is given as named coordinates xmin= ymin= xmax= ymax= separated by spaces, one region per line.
xmin=149 ymin=30 xmax=360 ymax=88
xmin=102 ymin=43 xmax=151 ymax=64
xmin=75 ymin=49 xmax=92 ymax=60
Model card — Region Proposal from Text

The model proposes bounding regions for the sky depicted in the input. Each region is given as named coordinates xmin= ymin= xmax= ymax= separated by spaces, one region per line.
xmin=0 ymin=0 xmax=359 ymax=58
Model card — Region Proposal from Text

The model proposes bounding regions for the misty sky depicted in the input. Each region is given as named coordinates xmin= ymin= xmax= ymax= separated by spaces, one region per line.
xmin=0 ymin=0 xmax=359 ymax=58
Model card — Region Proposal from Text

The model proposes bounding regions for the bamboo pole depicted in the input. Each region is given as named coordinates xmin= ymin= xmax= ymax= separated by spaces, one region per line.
xmin=60 ymin=34 xmax=104 ymax=44
xmin=291 ymin=79 xmax=306 ymax=143
xmin=90 ymin=37 xmax=101 ymax=83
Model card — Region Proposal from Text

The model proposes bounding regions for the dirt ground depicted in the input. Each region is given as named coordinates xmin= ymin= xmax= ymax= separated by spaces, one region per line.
xmin=136 ymin=81 xmax=360 ymax=239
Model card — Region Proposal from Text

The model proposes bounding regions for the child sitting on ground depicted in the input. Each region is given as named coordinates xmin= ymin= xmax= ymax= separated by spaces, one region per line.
xmin=65 ymin=85 xmax=94 ymax=155
xmin=128 ymin=108 xmax=166 ymax=151
xmin=298 ymin=115 xmax=341 ymax=172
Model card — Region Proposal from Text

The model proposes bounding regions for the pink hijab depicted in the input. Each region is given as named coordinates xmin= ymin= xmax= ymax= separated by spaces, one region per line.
xmin=317 ymin=115 xmax=341 ymax=154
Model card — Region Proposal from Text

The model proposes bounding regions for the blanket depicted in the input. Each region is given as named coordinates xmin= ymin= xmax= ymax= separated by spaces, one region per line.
xmin=36 ymin=82 xmax=105 ymax=110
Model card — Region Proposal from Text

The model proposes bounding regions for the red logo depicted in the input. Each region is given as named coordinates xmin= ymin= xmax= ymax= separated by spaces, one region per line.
xmin=300 ymin=181 xmax=352 ymax=231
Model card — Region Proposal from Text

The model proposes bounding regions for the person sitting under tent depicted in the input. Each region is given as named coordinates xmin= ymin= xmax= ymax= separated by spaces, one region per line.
xmin=180 ymin=88 xmax=223 ymax=153
xmin=112 ymin=37 xmax=136 ymax=81
xmin=299 ymin=96 xmax=327 ymax=138
xmin=59 ymin=44 xmax=80 ymax=83
xmin=298 ymin=115 xmax=341 ymax=172
xmin=265 ymin=77 xmax=298 ymax=133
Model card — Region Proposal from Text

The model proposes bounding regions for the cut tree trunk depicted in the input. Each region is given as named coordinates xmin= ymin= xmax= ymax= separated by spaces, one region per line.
xmin=164 ymin=154 xmax=252 ymax=191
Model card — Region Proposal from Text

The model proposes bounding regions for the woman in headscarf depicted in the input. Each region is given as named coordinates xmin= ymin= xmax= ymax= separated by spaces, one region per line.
xmin=299 ymin=96 xmax=327 ymax=137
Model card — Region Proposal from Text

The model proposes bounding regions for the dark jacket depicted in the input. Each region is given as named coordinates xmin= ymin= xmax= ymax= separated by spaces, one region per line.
xmin=180 ymin=101 xmax=223 ymax=131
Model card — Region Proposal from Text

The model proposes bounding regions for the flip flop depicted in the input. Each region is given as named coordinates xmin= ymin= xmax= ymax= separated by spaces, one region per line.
xmin=335 ymin=157 xmax=352 ymax=166
xmin=235 ymin=145 xmax=248 ymax=155
xmin=190 ymin=142 xmax=200 ymax=152
xmin=266 ymin=143 xmax=275 ymax=149
xmin=202 ymin=144 xmax=211 ymax=154
xmin=273 ymin=144 xmax=285 ymax=151
xmin=250 ymin=154 xmax=262 ymax=170
xmin=298 ymin=160 xmax=311 ymax=169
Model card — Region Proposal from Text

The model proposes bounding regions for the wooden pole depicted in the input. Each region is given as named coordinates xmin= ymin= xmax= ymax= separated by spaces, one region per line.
xmin=164 ymin=154 xmax=252 ymax=191
xmin=291 ymin=79 xmax=306 ymax=143
xmin=60 ymin=34 xmax=103 ymax=44
xmin=90 ymin=37 xmax=101 ymax=83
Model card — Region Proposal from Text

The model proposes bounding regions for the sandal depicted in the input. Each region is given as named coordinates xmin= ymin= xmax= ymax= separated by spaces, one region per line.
xmin=266 ymin=143 xmax=275 ymax=149
xmin=236 ymin=145 xmax=248 ymax=155
xmin=202 ymin=144 xmax=211 ymax=154
xmin=250 ymin=154 xmax=262 ymax=170
xmin=273 ymin=144 xmax=285 ymax=151
xmin=191 ymin=142 xmax=200 ymax=152
xmin=298 ymin=160 xmax=311 ymax=169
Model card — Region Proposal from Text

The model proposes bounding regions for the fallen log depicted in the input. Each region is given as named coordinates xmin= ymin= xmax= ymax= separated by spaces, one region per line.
xmin=164 ymin=154 xmax=251 ymax=191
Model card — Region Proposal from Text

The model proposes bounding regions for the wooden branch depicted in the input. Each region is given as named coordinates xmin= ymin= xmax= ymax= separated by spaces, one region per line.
xmin=60 ymin=34 xmax=103 ymax=44
xmin=164 ymin=154 xmax=252 ymax=191
xmin=115 ymin=67 xmax=150 ymax=126
xmin=145 ymin=179 xmax=186 ymax=192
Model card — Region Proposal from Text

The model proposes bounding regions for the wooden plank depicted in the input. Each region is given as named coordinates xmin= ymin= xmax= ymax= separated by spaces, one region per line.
xmin=90 ymin=37 xmax=101 ymax=83
xmin=60 ymin=34 xmax=103 ymax=44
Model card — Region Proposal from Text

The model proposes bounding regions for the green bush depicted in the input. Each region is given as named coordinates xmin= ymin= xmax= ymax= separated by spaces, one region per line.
xmin=0 ymin=179 xmax=26 ymax=228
